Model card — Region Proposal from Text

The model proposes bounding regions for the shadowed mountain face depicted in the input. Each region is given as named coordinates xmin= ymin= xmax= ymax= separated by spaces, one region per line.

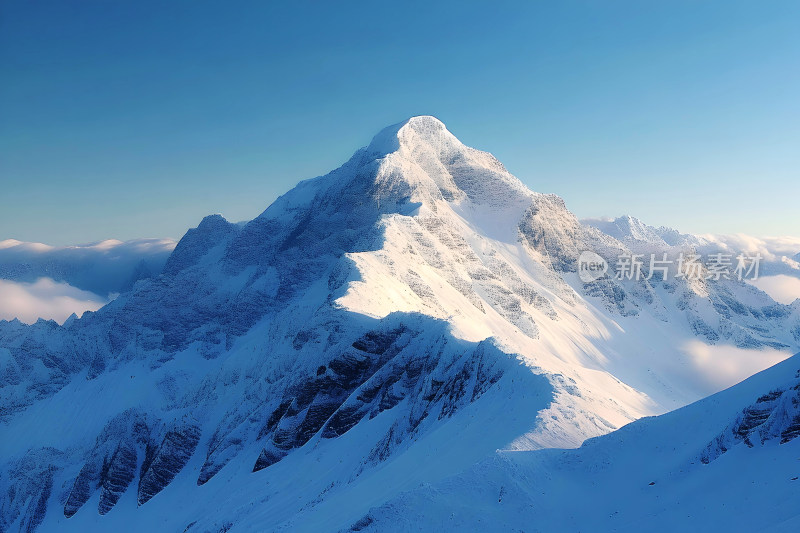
xmin=1 ymin=117 xmax=798 ymax=532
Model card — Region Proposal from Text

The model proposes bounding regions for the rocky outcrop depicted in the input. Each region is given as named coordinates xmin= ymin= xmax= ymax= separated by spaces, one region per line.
xmin=137 ymin=423 xmax=201 ymax=505
xmin=0 ymin=448 xmax=61 ymax=533
xmin=61 ymin=411 xmax=202 ymax=517
xmin=63 ymin=409 xmax=151 ymax=517
xmin=98 ymin=443 xmax=139 ymax=514
xmin=252 ymin=323 xmax=509 ymax=473
xmin=701 ymin=369 xmax=800 ymax=464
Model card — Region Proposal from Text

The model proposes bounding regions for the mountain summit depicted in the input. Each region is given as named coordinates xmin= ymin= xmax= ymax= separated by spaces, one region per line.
xmin=363 ymin=115 xmax=528 ymax=211
xmin=1 ymin=117 xmax=798 ymax=532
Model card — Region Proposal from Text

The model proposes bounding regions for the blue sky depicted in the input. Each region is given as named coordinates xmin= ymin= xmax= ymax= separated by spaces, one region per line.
xmin=1 ymin=0 xmax=798 ymax=245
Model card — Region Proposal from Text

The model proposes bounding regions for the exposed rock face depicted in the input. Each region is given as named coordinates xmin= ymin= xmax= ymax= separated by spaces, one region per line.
xmin=59 ymin=410 xmax=201 ymax=516
xmin=98 ymin=443 xmax=139 ymax=514
xmin=138 ymin=423 xmax=201 ymax=505
xmin=0 ymin=449 xmax=61 ymax=533
xmin=63 ymin=410 xmax=151 ymax=517
xmin=252 ymin=327 xmax=508 ymax=473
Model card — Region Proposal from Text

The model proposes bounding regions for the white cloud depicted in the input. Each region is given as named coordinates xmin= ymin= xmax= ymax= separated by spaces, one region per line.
xmin=0 ymin=277 xmax=109 ymax=325
xmin=697 ymin=233 xmax=800 ymax=263
xmin=682 ymin=340 xmax=792 ymax=390
xmin=0 ymin=237 xmax=176 ymax=295
xmin=748 ymin=275 xmax=800 ymax=305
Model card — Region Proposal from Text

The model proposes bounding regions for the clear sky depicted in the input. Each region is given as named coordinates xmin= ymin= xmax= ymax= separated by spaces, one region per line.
xmin=1 ymin=0 xmax=798 ymax=245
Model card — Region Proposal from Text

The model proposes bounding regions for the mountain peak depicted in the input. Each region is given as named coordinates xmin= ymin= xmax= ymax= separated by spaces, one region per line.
xmin=361 ymin=115 xmax=531 ymax=215
xmin=366 ymin=115 xmax=455 ymax=156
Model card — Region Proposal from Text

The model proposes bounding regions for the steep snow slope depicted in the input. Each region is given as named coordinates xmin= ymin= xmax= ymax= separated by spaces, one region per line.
xmin=356 ymin=352 xmax=800 ymax=533
xmin=1 ymin=117 xmax=798 ymax=532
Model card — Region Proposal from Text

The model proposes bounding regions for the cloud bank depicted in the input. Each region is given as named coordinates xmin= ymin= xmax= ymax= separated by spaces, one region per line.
xmin=0 ymin=237 xmax=176 ymax=296
xmin=683 ymin=340 xmax=792 ymax=390
xmin=0 ymin=237 xmax=177 ymax=324
xmin=0 ymin=277 xmax=110 ymax=325
xmin=748 ymin=274 xmax=800 ymax=305
xmin=696 ymin=233 xmax=800 ymax=264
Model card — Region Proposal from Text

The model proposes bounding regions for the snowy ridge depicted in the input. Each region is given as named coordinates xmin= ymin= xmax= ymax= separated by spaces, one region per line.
xmin=0 ymin=116 xmax=799 ymax=531
xmin=354 ymin=353 xmax=800 ymax=532
xmin=582 ymin=215 xmax=702 ymax=249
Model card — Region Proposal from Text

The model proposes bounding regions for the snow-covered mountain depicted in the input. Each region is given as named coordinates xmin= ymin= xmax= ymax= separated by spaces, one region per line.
xmin=1 ymin=116 xmax=798 ymax=532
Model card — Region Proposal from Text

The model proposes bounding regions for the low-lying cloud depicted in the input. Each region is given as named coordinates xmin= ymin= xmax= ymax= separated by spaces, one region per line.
xmin=0 ymin=277 xmax=110 ymax=325
xmin=696 ymin=233 xmax=800 ymax=264
xmin=748 ymin=275 xmax=800 ymax=305
xmin=683 ymin=340 xmax=793 ymax=391
xmin=0 ymin=237 xmax=176 ymax=295
xmin=0 ymin=237 xmax=176 ymax=324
